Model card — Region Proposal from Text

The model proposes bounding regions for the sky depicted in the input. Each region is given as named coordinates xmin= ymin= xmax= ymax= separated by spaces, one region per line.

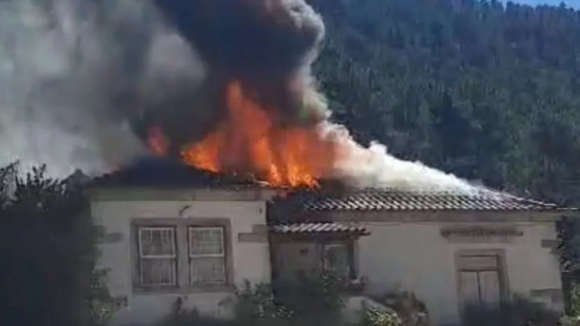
xmin=510 ymin=0 xmax=580 ymax=7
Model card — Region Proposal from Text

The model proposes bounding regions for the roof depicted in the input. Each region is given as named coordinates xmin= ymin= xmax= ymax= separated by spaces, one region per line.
xmin=270 ymin=223 xmax=370 ymax=236
xmin=88 ymin=158 xmax=571 ymax=213
xmin=90 ymin=157 xmax=263 ymax=188
xmin=297 ymin=188 xmax=564 ymax=212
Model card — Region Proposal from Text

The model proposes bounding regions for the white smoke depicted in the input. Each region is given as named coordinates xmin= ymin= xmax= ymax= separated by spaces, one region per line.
xmin=0 ymin=0 xmax=203 ymax=178
xmin=322 ymin=123 xmax=493 ymax=195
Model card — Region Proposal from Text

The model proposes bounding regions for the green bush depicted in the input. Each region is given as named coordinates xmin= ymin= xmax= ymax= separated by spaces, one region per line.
xmin=570 ymin=281 xmax=580 ymax=316
xmin=561 ymin=315 xmax=580 ymax=326
xmin=0 ymin=163 xmax=120 ymax=326
xmin=374 ymin=291 xmax=430 ymax=326
xmin=462 ymin=296 xmax=561 ymax=326
xmin=561 ymin=282 xmax=580 ymax=326
xmin=233 ymin=274 xmax=345 ymax=326
xmin=0 ymin=164 xmax=96 ymax=326
xmin=278 ymin=273 xmax=345 ymax=317
xmin=152 ymin=276 xmax=345 ymax=326
xmin=234 ymin=281 xmax=294 ymax=326
xmin=87 ymin=268 xmax=127 ymax=326
xmin=361 ymin=308 xmax=402 ymax=326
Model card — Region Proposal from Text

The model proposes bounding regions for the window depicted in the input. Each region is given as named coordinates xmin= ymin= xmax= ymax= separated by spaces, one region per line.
xmin=132 ymin=219 xmax=232 ymax=292
xmin=189 ymin=227 xmax=226 ymax=284
xmin=322 ymin=243 xmax=350 ymax=278
xmin=456 ymin=250 xmax=507 ymax=314
xmin=137 ymin=227 xmax=177 ymax=287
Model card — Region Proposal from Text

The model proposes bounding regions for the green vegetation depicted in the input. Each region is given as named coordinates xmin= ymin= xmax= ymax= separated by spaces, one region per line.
xmin=0 ymin=163 xmax=122 ymax=326
xmin=310 ymin=0 xmax=580 ymax=206
xmin=154 ymin=275 xmax=344 ymax=326
xmin=309 ymin=0 xmax=580 ymax=282
xmin=362 ymin=308 xmax=402 ymax=326
xmin=151 ymin=283 xmax=574 ymax=326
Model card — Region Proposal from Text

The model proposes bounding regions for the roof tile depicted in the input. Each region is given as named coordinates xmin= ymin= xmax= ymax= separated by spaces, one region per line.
xmin=270 ymin=223 xmax=369 ymax=235
xmin=300 ymin=189 xmax=562 ymax=212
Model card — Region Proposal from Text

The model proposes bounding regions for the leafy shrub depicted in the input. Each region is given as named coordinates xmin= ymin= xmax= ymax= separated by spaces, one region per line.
xmin=0 ymin=164 xmax=95 ymax=326
xmin=234 ymin=281 xmax=294 ymax=326
xmin=561 ymin=282 xmax=580 ymax=326
xmin=462 ymin=296 xmax=561 ymax=326
xmin=561 ymin=315 xmax=580 ymax=326
xmin=282 ymin=273 xmax=344 ymax=315
xmin=232 ymin=274 xmax=345 ymax=326
xmin=87 ymin=268 xmax=127 ymax=326
xmin=361 ymin=308 xmax=402 ymax=326
xmin=153 ymin=275 xmax=346 ymax=326
xmin=374 ymin=291 xmax=430 ymax=326
xmin=570 ymin=281 xmax=580 ymax=316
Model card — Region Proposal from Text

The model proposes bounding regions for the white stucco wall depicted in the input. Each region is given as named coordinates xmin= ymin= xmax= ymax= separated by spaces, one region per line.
xmin=355 ymin=220 xmax=562 ymax=326
xmin=91 ymin=189 xmax=272 ymax=326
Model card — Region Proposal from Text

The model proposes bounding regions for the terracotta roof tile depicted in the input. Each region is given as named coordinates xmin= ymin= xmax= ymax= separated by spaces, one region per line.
xmin=300 ymin=189 xmax=563 ymax=212
xmin=270 ymin=223 xmax=370 ymax=235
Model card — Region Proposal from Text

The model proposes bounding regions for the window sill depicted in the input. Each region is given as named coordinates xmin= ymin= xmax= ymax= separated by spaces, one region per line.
xmin=133 ymin=283 xmax=236 ymax=296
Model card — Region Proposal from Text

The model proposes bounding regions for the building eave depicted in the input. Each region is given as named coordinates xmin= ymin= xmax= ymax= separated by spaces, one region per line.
xmin=88 ymin=186 xmax=279 ymax=202
xmin=298 ymin=209 xmax=565 ymax=223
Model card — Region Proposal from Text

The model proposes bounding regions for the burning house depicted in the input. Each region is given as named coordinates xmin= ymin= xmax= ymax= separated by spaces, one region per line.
xmin=89 ymin=158 xmax=569 ymax=326
xmin=84 ymin=0 xmax=573 ymax=325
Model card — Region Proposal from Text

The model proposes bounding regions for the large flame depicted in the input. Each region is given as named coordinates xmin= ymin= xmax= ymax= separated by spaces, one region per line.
xmin=149 ymin=81 xmax=337 ymax=188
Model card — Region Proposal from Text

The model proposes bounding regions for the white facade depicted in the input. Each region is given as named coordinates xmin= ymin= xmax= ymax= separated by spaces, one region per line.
xmin=352 ymin=218 xmax=562 ymax=325
xmin=90 ymin=187 xmax=275 ymax=326
xmin=91 ymin=186 xmax=564 ymax=326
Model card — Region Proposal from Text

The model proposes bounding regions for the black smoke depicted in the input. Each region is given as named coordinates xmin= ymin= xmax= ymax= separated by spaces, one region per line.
xmin=136 ymin=0 xmax=330 ymax=157
xmin=152 ymin=0 xmax=325 ymax=78
xmin=0 ymin=0 xmax=330 ymax=178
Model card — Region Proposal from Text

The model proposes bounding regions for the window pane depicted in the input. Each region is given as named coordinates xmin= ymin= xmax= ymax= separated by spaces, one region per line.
xmin=460 ymin=271 xmax=480 ymax=307
xmin=190 ymin=257 xmax=226 ymax=284
xmin=189 ymin=227 xmax=224 ymax=256
xmin=323 ymin=244 xmax=349 ymax=277
xmin=480 ymin=271 xmax=501 ymax=310
xmin=139 ymin=228 xmax=175 ymax=256
xmin=140 ymin=258 xmax=176 ymax=286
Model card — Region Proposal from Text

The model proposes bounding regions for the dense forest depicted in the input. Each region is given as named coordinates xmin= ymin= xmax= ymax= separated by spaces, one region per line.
xmin=308 ymin=0 xmax=580 ymax=206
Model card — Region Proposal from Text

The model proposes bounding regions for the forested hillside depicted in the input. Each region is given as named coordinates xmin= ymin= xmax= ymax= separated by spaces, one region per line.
xmin=310 ymin=0 xmax=580 ymax=205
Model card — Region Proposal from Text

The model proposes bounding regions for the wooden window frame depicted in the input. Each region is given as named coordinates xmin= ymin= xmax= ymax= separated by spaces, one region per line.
xmin=319 ymin=240 xmax=359 ymax=280
xmin=188 ymin=226 xmax=227 ymax=285
xmin=455 ymin=249 xmax=510 ymax=317
xmin=137 ymin=226 xmax=178 ymax=287
xmin=131 ymin=218 xmax=234 ymax=295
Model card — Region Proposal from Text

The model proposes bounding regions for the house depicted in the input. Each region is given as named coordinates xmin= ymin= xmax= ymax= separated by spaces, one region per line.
xmin=89 ymin=159 xmax=572 ymax=326
xmin=269 ymin=189 xmax=569 ymax=325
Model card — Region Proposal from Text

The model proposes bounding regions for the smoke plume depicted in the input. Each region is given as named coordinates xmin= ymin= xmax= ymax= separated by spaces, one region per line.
xmin=0 ymin=0 xmax=488 ymax=194
xmin=0 ymin=0 xmax=203 ymax=177
xmin=149 ymin=0 xmax=487 ymax=194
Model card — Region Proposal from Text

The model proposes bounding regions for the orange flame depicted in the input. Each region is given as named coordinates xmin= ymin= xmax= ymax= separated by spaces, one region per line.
xmin=148 ymin=127 xmax=169 ymax=156
xmin=150 ymin=80 xmax=337 ymax=188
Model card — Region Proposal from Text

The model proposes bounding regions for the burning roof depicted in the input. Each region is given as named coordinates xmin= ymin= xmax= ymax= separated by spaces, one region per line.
xmin=136 ymin=0 xmax=336 ymax=189
xmin=132 ymin=0 xmax=499 ymax=194
xmin=90 ymin=158 xmax=566 ymax=214
xmin=90 ymin=157 xmax=260 ymax=188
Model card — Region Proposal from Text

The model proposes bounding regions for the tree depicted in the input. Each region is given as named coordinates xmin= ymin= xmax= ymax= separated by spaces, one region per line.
xmin=310 ymin=0 xmax=580 ymax=204
xmin=0 ymin=163 xmax=122 ymax=326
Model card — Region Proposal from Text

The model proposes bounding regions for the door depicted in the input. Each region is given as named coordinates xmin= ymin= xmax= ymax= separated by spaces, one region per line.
xmin=457 ymin=251 xmax=505 ymax=318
